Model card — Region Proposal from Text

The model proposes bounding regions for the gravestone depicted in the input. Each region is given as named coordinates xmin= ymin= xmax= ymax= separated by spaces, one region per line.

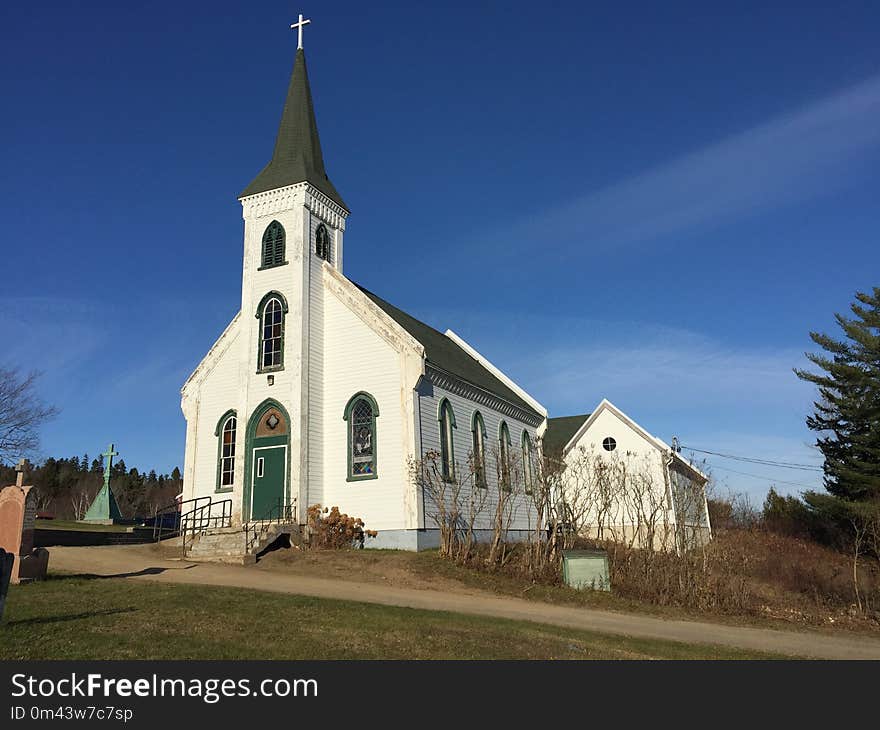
xmin=83 ymin=443 xmax=123 ymax=524
xmin=0 ymin=548 xmax=14 ymax=620
xmin=0 ymin=460 xmax=50 ymax=584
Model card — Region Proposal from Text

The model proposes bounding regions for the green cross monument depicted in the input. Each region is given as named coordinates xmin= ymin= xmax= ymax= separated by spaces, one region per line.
xmin=83 ymin=443 xmax=123 ymax=524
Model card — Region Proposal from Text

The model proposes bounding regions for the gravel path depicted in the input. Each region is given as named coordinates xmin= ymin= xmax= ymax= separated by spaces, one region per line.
xmin=47 ymin=544 xmax=880 ymax=659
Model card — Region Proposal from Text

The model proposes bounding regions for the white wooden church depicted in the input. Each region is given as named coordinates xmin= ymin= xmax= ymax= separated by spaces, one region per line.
xmin=180 ymin=18 xmax=708 ymax=552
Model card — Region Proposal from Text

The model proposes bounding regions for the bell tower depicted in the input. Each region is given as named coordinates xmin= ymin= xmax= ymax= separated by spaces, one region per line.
xmin=235 ymin=15 xmax=349 ymax=520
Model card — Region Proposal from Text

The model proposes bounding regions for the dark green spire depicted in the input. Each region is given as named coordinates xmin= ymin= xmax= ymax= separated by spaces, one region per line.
xmin=240 ymin=49 xmax=346 ymax=209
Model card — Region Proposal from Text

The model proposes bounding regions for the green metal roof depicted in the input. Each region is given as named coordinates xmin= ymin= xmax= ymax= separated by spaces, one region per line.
xmin=354 ymin=283 xmax=540 ymax=418
xmin=241 ymin=49 xmax=347 ymax=209
xmin=543 ymin=414 xmax=590 ymax=456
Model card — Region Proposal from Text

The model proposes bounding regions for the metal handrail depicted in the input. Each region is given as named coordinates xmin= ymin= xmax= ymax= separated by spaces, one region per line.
xmin=180 ymin=498 xmax=233 ymax=557
xmin=244 ymin=498 xmax=297 ymax=554
xmin=152 ymin=495 xmax=211 ymax=543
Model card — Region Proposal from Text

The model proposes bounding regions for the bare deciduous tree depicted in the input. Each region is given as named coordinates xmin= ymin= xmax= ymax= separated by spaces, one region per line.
xmin=0 ymin=368 xmax=58 ymax=464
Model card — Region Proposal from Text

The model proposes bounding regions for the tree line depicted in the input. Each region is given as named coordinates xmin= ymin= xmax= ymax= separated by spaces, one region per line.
xmin=0 ymin=455 xmax=182 ymax=521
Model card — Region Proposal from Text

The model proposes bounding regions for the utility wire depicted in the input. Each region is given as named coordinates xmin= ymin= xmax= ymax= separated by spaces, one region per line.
xmin=678 ymin=445 xmax=823 ymax=472
xmin=707 ymin=463 xmax=822 ymax=491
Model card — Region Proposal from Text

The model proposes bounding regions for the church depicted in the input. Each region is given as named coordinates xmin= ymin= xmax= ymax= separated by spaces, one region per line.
xmin=180 ymin=19 xmax=547 ymax=550
xmin=180 ymin=18 xmax=712 ymax=555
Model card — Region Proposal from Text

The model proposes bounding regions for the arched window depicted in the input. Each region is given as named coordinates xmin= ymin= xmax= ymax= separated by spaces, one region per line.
xmin=315 ymin=224 xmax=331 ymax=262
xmin=472 ymin=412 xmax=487 ymax=488
xmin=499 ymin=421 xmax=511 ymax=490
xmin=522 ymin=430 xmax=534 ymax=494
xmin=256 ymin=293 xmax=286 ymax=372
xmin=215 ymin=411 xmax=237 ymax=490
xmin=344 ymin=392 xmax=379 ymax=480
xmin=261 ymin=221 xmax=286 ymax=269
xmin=439 ymin=399 xmax=456 ymax=481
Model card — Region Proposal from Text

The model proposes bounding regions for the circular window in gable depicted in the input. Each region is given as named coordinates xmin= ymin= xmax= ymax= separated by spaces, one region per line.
xmin=602 ymin=437 xmax=617 ymax=452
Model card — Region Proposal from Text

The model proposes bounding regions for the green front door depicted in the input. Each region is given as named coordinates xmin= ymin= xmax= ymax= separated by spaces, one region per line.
xmin=251 ymin=445 xmax=287 ymax=521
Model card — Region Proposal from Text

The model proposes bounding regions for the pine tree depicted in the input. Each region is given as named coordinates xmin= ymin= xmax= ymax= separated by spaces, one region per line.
xmin=795 ymin=287 xmax=880 ymax=501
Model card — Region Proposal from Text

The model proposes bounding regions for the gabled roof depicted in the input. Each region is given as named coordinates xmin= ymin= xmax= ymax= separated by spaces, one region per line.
xmin=543 ymin=414 xmax=591 ymax=457
xmin=240 ymin=48 xmax=346 ymax=209
xmin=557 ymin=399 xmax=709 ymax=482
xmin=354 ymin=283 xmax=540 ymax=418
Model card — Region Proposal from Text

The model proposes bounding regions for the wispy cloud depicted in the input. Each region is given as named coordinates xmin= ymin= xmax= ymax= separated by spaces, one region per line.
xmin=503 ymin=74 xmax=880 ymax=250
xmin=0 ymin=296 xmax=103 ymax=380
xmin=439 ymin=309 xmax=822 ymax=498
xmin=530 ymin=335 xmax=807 ymax=413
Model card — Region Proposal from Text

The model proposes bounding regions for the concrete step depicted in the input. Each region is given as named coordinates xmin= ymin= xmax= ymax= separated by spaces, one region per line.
xmin=183 ymin=521 xmax=302 ymax=563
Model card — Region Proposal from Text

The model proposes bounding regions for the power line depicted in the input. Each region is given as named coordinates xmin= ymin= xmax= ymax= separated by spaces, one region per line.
xmin=707 ymin=463 xmax=822 ymax=491
xmin=679 ymin=445 xmax=823 ymax=472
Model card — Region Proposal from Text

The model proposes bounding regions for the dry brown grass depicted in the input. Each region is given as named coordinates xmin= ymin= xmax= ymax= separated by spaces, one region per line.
xmin=594 ymin=528 xmax=880 ymax=630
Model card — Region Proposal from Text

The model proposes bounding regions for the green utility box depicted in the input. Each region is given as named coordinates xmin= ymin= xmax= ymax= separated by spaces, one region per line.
xmin=562 ymin=549 xmax=610 ymax=591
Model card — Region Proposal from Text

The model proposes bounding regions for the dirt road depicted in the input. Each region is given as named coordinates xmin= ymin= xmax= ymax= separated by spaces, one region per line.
xmin=47 ymin=544 xmax=880 ymax=659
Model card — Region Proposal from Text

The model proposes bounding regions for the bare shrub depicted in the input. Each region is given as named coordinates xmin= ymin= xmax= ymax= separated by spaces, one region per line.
xmin=306 ymin=504 xmax=377 ymax=550
xmin=409 ymin=450 xmax=489 ymax=563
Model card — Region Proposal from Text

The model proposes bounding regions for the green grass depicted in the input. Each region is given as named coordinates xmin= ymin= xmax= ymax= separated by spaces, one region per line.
xmin=36 ymin=519 xmax=132 ymax=532
xmin=0 ymin=575 xmax=785 ymax=660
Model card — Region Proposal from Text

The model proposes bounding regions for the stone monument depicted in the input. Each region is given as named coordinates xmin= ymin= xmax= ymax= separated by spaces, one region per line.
xmin=0 ymin=459 xmax=50 ymax=584
xmin=0 ymin=548 xmax=14 ymax=620
xmin=83 ymin=443 xmax=123 ymax=524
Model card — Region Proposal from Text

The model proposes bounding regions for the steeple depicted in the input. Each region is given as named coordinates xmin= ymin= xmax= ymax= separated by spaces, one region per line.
xmin=240 ymin=48 xmax=346 ymax=210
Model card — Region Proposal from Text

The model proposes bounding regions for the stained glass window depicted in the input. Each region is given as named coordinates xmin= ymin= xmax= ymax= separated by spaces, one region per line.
xmin=220 ymin=415 xmax=236 ymax=487
xmin=261 ymin=297 xmax=283 ymax=370
xmin=472 ymin=412 xmax=486 ymax=488
xmin=316 ymin=224 xmax=331 ymax=262
xmin=499 ymin=421 xmax=511 ymax=490
xmin=522 ymin=431 xmax=534 ymax=494
xmin=261 ymin=221 xmax=285 ymax=268
xmin=350 ymin=397 xmax=375 ymax=477
xmin=440 ymin=400 xmax=455 ymax=481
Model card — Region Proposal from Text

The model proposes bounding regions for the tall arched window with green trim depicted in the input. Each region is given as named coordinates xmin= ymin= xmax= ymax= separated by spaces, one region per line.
xmin=261 ymin=221 xmax=286 ymax=269
xmin=472 ymin=411 xmax=487 ymax=488
xmin=256 ymin=292 xmax=287 ymax=372
xmin=522 ymin=430 xmax=534 ymax=494
xmin=315 ymin=223 xmax=331 ymax=262
xmin=215 ymin=411 xmax=237 ymax=490
xmin=439 ymin=399 xmax=456 ymax=481
xmin=499 ymin=421 xmax=512 ymax=490
xmin=344 ymin=392 xmax=379 ymax=480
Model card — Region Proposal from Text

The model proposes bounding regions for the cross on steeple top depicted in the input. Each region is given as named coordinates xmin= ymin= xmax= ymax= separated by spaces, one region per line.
xmin=290 ymin=13 xmax=311 ymax=50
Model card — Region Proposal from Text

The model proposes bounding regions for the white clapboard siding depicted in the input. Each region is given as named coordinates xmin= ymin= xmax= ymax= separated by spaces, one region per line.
xmin=305 ymin=218 xmax=326 ymax=510
xmin=185 ymin=327 xmax=242 ymax=509
xmin=565 ymin=406 xmax=672 ymax=527
xmin=319 ymin=283 xmax=411 ymax=531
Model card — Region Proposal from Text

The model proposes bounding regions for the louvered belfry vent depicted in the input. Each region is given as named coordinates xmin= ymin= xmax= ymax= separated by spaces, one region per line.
xmin=261 ymin=221 xmax=286 ymax=268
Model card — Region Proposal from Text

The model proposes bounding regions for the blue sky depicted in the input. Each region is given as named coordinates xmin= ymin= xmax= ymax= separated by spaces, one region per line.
xmin=2 ymin=2 xmax=878 ymax=500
